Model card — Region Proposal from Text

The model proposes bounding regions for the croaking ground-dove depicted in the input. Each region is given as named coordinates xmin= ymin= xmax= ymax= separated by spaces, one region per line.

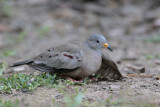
xmin=11 ymin=34 xmax=123 ymax=80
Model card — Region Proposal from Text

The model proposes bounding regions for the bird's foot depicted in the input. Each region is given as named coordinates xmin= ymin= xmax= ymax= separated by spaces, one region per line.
xmin=66 ymin=77 xmax=83 ymax=82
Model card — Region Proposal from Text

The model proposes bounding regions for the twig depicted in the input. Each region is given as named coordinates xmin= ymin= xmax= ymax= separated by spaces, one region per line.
xmin=127 ymin=74 xmax=160 ymax=80
xmin=127 ymin=74 xmax=152 ymax=78
xmin=121 ymin=57 xmax=137 ymax=61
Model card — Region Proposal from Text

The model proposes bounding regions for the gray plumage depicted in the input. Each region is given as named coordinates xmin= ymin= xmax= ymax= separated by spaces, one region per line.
xmin=11 ymin=34 xmax=122 ymax=80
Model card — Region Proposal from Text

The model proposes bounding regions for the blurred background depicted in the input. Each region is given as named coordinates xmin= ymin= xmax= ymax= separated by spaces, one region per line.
xmin=0 ymin=0 xmax=160 ymax=106
xmin=0 ymin=0 xmax=160 ymax=70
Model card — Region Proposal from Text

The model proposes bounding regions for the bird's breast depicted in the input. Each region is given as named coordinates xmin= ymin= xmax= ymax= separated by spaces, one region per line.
xmin=68 ymin=51 xmax=102 ymax=77
xmin=82 ymin=52 xmax=102 ymax=75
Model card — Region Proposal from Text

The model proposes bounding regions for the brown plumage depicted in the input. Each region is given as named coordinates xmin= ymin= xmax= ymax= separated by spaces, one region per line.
xmin=96 ymin=49 xmax=123 ymax=80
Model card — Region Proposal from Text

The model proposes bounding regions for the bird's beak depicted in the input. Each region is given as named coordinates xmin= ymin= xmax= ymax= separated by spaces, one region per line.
xmin=102 ymin=43 xmax=113 ymax=51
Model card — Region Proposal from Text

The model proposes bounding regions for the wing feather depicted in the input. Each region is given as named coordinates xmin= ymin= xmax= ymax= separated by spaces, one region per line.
xmin=96 ymin=50 xmax=123 ymax=80
xmin=29 ymin=45 xmax=83 ymax=73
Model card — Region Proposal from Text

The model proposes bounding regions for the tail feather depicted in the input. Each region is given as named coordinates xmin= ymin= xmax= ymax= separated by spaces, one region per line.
xmin=10 ymin=60 xmax=32 ymax=67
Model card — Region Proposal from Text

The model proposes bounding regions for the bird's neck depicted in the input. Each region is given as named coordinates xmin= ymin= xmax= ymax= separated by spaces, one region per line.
xmin=85 ymin=40 xmax=101 ymax=53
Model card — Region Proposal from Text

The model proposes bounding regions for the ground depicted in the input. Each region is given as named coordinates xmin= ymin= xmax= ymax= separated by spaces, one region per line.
xmin=0 ymin=0 xmax=160 ymax=107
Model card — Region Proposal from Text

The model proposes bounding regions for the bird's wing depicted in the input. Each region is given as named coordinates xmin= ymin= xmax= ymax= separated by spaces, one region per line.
xmin=29 ymin=44 xmax=83 ymax=73
xmin=96 ymin=50 xmax=123 ymax=80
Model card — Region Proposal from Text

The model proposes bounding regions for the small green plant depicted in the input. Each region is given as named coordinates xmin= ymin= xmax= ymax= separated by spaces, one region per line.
xmin=63 ymin=79 xmax=87 ymax=86
xmin=0 ymin=49 xmax=16 ymax=57
xmin=63 ymin=87 xmax=84 ymax=107
xmin=0 ymin=73 xmax=86 ymax=94
xmin=0 ymin=62 xmax=7 ymax=76
xmin=0 ymin=99 xmax=20 ymax=107
xmin=2 ymin=4 xmax=11 ymax=17
xmin=37 ymin=26 xmax=51 ymax=37
xmin=146 ymin=54 xmax=160 ymax=60
xmin=16 ymin=30 xmax=27 ymax=43
xmin=51 ymin=86 xmax=85 ymax=107
xmin=144 ymin=35 xmax=160 ymax=44
xmin=0 ymin=73 xmax=57 ymax=93
xmin=5 ymin=30 xmax=27 ymax=44
xmin=0 ymin=0 xmax=12 ymax=17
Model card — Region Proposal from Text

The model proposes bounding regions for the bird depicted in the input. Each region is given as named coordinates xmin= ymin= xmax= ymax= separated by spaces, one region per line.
xmin=10 ymin=34 xmax=123 ymax=80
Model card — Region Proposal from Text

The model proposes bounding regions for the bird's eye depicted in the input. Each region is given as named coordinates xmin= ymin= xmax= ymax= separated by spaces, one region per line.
xmin=96 ymin=40 xmax=99 ymax=43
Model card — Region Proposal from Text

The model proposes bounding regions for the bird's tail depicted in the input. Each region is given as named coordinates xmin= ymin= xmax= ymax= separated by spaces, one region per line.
xmin=10 ymin=60 xmax=32 ymax=67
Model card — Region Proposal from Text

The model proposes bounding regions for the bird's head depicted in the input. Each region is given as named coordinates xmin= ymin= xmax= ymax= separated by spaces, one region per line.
xmin=87 ymin=34 xmax=112 ymax=51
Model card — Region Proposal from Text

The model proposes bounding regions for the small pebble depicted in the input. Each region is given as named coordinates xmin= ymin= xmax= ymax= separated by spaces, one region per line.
xmin=155 ymin=60 xmax=160 ymax=65
xmin=109 ymin=85 xmax=121 ymax=91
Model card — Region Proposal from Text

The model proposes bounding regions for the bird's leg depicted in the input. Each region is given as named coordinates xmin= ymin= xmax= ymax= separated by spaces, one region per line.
xmin=65 ymin=77 xmax=83 ymax=82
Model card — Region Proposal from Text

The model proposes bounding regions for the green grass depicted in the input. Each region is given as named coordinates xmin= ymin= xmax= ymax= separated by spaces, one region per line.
xmin=57 ymin=87 xmax=85 ymax=107
xmin=0 ymin=71 xmax=158 ymax=107
xmin=0 ymin=100 xmax=19 ymax=107
xmin=2 ymin=4 xmax=12 ymax=17
xmin=0 ymin=73 xmax=57 ymax=94
xmin=0 ymin=73 xmax=86 ymax=94
xmin=0 ymin=62 xmax=7 ymax=76
xmin=0 ymin=49 xmax=16 ymax=57
xmin=16 ymin=31 xmax=27 ymax=43
xmin=0 ymin=0 xmax=12 ymax=18
xmin=1 ymin=93 xmax=158 ymax=107
xmin=0 ymin=30 xmax=27 ymax=58
xmin=37 ymin=26 xmax=51 ymax=37
xmin=146 ymin=54 xmax=160 ymax=60
xmin=5 ymin=30 xmax=27 ymax=44
xmin=144 ymin=35 xmax=160 ymax=44
xmin=0 ymin=77 xmax=159 ymax=107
